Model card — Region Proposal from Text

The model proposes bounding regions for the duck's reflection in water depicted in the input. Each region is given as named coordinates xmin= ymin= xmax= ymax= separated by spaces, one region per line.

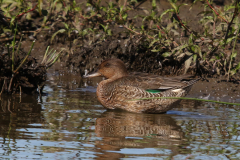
xmin=94 ymin=110 xmax=185 ymax=159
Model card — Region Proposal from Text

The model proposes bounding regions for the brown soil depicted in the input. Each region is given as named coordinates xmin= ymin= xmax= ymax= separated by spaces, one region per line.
xmin=189 ymin=78 xmax=240 ymax=103
xmin=0 ymin=47 xmax=46 ymax=94
xmin=62 ymin=0 xmax=240 ymax=79
xmin=65 ymin=0 xmax=206 ymax=76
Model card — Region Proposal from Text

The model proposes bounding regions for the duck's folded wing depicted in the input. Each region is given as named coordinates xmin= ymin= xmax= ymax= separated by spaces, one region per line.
xmin=119 ymin=74 xmax=193 ymax=90
xmin=111 ymin=85 xmax=152 ymax=100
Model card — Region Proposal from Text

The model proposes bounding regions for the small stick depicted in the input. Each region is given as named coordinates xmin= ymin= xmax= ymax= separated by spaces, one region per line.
xmin=38 ymin=85 xmax=42 ymax=99
xmin=131 ymin=96 xmax=240 ymax=106
xmin=175 ymin=12 xmax=204 ymax=41
xmin=19 ymin=86 xmax=22 ymax=103
xmin=0 ymin=79 xmax=6 ymax=95
xmin=205 ymin=0 xmax=228 ymax=24
xmin=157 ymin=25 xmax=179 ymax=47
xmin=123 ymin=25 xmax=154 ymax=39
xmin=224 ymin=0 xmax=239 ymax=41
xmin=16 ymin=3 xmax=38 ymax=19
xmin=8 ymin=76 xmax=14 ymax=93
xmin=213 ymin=21 xmax=215 ymax=39
xmin=19 ymin=86 xmax=21 ymax=96
xmin=8 ymin=99 xmax=13 ymax=113
xmin=14 ymin=40 xmax=35 ymax=74
xmin=134 ymin=0 xmax=147 ymax=9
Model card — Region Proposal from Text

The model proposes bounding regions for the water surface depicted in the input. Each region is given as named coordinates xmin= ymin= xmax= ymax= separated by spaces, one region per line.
xmin=0 ymin=73 xmax=239 ymax=160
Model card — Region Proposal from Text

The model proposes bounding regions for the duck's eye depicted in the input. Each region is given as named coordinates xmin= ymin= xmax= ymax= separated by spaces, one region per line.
xmin=105 ymin=63 xmax=110 ymax=67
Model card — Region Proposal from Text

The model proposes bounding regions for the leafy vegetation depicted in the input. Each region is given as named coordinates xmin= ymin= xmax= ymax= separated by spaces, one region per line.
xmin=0 ymin=0 xmax=240 ymax=80
xmin=0 ymin=1 xmax=63 ymax=94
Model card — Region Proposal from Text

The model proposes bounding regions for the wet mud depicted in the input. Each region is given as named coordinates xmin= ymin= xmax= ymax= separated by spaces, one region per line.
xmin=64 ymin=0 xmax=240 ymax=79
xmin=0 ymin=47 xmax=46 ymax=94
xmin=65 ymin=0 xmax=204 ymax=76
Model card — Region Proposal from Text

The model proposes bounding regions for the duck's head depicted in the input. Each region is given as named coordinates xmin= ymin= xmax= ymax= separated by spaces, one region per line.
xmin=83 ymin=59 xmax=128 ymax=79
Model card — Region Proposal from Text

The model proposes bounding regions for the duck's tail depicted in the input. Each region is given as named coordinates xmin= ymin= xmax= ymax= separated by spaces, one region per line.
xmin=171 ymin=77 xmax=200 ymax=93
xmin=184 ymin=77 xmax=201 ymax=87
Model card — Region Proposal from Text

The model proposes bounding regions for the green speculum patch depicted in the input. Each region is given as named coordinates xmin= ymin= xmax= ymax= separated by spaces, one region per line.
xmin=146 ymin=89 xmax=162 ymax=93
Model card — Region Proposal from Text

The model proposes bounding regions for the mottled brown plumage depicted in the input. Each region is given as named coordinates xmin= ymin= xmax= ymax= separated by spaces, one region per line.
xmin=84 ymin=59 xmax=199 ymax=113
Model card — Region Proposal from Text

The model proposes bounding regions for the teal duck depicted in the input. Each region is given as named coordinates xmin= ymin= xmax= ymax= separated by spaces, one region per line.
xmin=84 ymin=59 xmax=199 ymax=113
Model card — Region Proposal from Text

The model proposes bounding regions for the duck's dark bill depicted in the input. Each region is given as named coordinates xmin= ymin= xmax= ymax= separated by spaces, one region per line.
xmin=83 ymin=72 xmax=102 ymax=78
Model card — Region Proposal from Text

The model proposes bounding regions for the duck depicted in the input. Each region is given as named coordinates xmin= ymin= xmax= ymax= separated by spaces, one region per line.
xmin=83 ymin=58 xmax=199 ymax=113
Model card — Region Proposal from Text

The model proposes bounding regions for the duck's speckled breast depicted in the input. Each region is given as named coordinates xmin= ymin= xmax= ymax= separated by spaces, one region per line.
xmin=96 ymin=76 xmax=138 ymax=109
xmin=96 ymin=78 xmax=117 ymax=109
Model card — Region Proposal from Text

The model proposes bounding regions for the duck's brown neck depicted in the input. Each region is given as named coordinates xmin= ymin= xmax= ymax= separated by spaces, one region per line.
xmin=105 ymin=72 xmax=128 ymax=80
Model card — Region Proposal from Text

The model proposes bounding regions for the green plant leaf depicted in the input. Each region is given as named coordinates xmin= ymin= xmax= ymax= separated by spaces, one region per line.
xmin=152 ymin=0 xmax=156 ymax=10
xmin=143 ymin=16 xmax=152 ymax=22
xmin=151 ymin=49 xmax=160 ymax=52
xmin=172 ymin=44 xmax=188 ymax=55
xmin=188 ymin=33 xmax=194 ymax=44
xmin=151 ymin=10 xmax=156 ymax=17
xmin=62 ymin=22 xmax=69 ymax=30
xmin=149 ymin=39 xmax=159 ymax=48
xmin=51 ymin=29 xmax=66 ymax=43
xmin=107 ymin=29 xmax=112 ymax=36
xmin=197 ymin=11 xmax=213 ymax=15
xmin=169 ymin=2 xmax=177 ymax=12
xmin=195 ymin=45 xmax=202 ymax=58
xmin=100 ymin=24 xmax=106 ymax=31
xmin=176 ymin=52 xmax=186 ymax=60
xmin=102 ymin=6 xmax=107 ymax=12
xmin=162 ymin=52 xmax=172 ymax=57
xmin=184 ymin=56 xmax=193 ymax=73
xmin=158 ymin=31 xmax=162 ymax=39
xmin=231 ymin=51 xmax=237 ymax=58
xmin=193 ymin=54 xmax=197 ymax=62
xmin=225 ymin=5 xmax=235 ymax=11
xmin=235 ymin=62 xmax=240 ymax=70
xmin=230 ymin=61 xmax=240 ymax=76
xmin=159 ymin=9 xmax=174 ymax=22
xmin=177 ymin=3 xmax=188 ymax=13
xmin=123 ymin=13 xmax=128 ymax=21
xmin=55 ymin=3 xmax=62 ymax=12
xmin=119 ymin=5 xmax=123 ymax=12
xmin=82 ymin=29 xmax=89 ymax=36
xmin=226 ymin=36 xmax=235 ymax=44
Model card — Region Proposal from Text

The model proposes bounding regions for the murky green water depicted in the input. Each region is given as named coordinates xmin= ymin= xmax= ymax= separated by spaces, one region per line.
xmin=0 ymin=73 xmax=240 ymax=160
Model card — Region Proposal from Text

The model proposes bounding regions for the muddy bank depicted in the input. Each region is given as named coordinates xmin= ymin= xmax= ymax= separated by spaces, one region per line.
xmin=0 ymin=0 xmax=239 ymax=96
xmin=188 ymin=78 xmax=240 ymax=103
xmin=62 ymin=0 xmax=240 ymax=79
xmin=1 ymin=0 xmax=239 ymax=78
xmin=0 ymin=47 xmax=47 ymax=94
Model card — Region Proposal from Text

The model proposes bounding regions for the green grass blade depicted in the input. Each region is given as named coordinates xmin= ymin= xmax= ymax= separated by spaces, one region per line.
xmin=14 ymin=40 xmax=35 ymax=73
xmin=131 ymin=97 xmax=240 ymax=106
